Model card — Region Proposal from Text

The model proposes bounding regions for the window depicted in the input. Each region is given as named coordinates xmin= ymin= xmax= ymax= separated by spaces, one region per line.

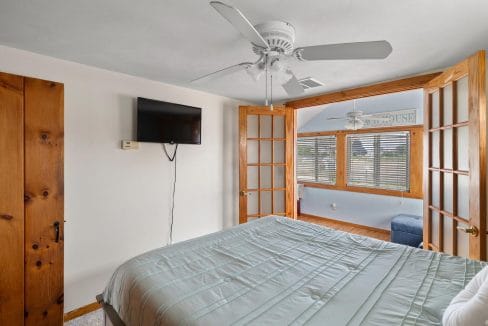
xmin=346 ymin=132 xmax=410 ymax=191
xmin=296 ymin=126 xmax=421 ymax=198
xmin=297 ymin=136 xmax=336 ymax=184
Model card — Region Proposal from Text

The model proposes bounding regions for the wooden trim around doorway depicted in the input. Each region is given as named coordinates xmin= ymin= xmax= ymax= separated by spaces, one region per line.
xmin=286 ymin=73 xmax=441 ymax=109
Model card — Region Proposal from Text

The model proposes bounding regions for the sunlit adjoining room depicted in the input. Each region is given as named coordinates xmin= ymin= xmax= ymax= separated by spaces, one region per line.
xmin=0 ymin=1 xmax=488 ymax=325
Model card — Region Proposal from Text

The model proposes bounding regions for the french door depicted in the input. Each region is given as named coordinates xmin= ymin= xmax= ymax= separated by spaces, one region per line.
xmin=423 ymin=51 xmax=486 ymax=260
xmin=239 ymin=106 xmax=296 ymax=224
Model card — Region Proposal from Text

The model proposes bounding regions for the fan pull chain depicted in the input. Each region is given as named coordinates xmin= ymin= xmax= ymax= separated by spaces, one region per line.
xmin=270 ymin=74 xmax=273 ymax=110
xmin=265 ymin=54 xmax=269 ymax=106
xmin=353 ymin=99 xmax=356 ymax=130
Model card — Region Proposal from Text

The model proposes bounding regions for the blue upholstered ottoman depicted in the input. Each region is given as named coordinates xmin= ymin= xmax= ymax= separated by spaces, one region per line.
xmin=390 ymin=214 xmax=423 ymax=247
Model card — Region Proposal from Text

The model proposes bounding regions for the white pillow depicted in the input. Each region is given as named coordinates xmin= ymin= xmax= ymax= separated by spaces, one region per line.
xmin=443 ymin=266 xmax=488 ymax=326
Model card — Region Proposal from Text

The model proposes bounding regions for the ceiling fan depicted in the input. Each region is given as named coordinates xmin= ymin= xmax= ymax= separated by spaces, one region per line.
xmin=327 ymin=100 xmax=390 ymax=130
xmin=192 ymin=1 xmax=393 ymax=103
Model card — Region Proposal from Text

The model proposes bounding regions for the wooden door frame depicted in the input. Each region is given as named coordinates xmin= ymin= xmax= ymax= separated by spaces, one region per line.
xmin=239 ymin=105 xmax=296 ymax=223
xmin=285 ymin=73 xmax=441 ymax=217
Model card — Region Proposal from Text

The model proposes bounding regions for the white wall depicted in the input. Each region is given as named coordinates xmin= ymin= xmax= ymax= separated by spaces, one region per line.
xmin=298 ymin=90 xmax=424 ymax=230
xmin=0 ymin=45 xmax=242 ymax=311
xmin=301 ymin=188 xmax=423 ymax=230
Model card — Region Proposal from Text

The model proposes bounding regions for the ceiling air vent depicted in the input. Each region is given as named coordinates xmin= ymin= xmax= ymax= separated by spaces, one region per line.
xmin=298 ymin=77 xmax=324 ymax=90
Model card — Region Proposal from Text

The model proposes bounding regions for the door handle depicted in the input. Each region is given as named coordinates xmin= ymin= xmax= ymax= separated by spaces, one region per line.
xmin=457 ymin=225 xmax=479 ymax=237
xmin=239 ymin=191 xmax=249 ymax=196
xmin=53 ymin=221 xmax=60 ymax=242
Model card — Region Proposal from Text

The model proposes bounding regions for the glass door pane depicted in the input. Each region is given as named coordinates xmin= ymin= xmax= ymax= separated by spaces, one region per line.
xmin=247 ymin=166 xmax=258 ymax=189
xmin=260 ymin=115 xmax=272 ymax=138
xmin=431 ymin=91 xmax=440 ymax=128
xmin=260 ymin=140 xmax=272 ymax=163
xmin=442 ymin=84 xmax=453 ymax=126
xmin=273 ymin=116 xmax=285 ymax=138
xmin=247 ymin=115 xmax=259 ymax=138
xmin=260 ymin=166 xmax=271 ymax=189
xmin=247 ymin=191 xmax=258 ymax=215
xmin=274 ymin=166 xmax=285 ymax=188
xmin=274 ymin=191 xmax=285 ymax=213
xmin=260 ymin=191 xmax=272 ymax=215
xmin=455 ymin=77 xmax=469 ymax=123
xmin=273 ymin=141 xmax=285 ymax=163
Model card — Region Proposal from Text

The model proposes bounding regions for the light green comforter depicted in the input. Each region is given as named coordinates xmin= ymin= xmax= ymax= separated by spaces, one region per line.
xmin=103 ymin=216 xmax=485 ymax=325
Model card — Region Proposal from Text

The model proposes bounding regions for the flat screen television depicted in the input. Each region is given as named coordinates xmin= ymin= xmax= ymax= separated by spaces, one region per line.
xmin=137 ymin=97 xmax=201 ymax=144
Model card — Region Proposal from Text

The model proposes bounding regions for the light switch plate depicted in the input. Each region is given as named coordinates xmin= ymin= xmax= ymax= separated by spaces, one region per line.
xmin=121 ymin=140 xmax=139 ymax=150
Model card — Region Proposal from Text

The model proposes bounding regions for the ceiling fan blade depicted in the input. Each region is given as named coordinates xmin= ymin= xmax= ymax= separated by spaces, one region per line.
xmin=210 ymin=1 xmax=269 ymax=49
xmin=326 ymin=117 xmax=347 ymax=120
xmin=281 ymin=71 xmax=305 ymax=97
xmin=191 ymin=62 xmax=252 ymax=83
xmin=295 ymin=40 xmax=393 ymax=61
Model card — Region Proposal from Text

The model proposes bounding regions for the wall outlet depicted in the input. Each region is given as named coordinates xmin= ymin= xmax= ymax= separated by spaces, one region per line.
xmin=297 ymin=184 xmax=305 ymax=199
xmin=121 ymin=140 xmax=139 ymax=150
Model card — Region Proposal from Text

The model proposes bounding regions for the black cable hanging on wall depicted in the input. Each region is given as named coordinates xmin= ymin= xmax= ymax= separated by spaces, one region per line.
xmin=163 ymin=143 xmax=178 ymax=162
xmin=162 ymin=144 xmax=178 ymax=245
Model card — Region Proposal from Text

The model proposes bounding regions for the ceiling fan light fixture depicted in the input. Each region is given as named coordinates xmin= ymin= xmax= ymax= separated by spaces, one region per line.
xmin=269 ymin=60 xmax=292 ymax=84
xmin=272 ymin=70 xmax=293 ymax=84
xmin=246 ymin=64 xmax=264 ymax=81
xmin=270 ymin=59 xmax=286 ymax=73
xmin=356 ymin=119 xmax=364 ymax=129
xmin=345 ymin=119 xmax=364 ymax=130
xmin=345 ymin=120 xmax=354 ymax=130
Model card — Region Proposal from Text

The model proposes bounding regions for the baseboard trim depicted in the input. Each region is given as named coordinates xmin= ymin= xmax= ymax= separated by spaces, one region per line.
xmin=64 ymin=301 xmax=102 ymax=322
xmin=299 ymin=213 xmax=390 ymax=235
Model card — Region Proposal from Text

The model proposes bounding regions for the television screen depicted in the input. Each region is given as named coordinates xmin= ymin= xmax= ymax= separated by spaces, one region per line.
xmin=137 ymin=97 xmax=201 ymax=144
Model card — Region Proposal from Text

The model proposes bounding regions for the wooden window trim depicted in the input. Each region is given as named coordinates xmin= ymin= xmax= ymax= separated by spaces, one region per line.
xmin=297 ymin=125 xmax=423 ymax=199
xmin=285 ymin=73 xmax=441 ymax=109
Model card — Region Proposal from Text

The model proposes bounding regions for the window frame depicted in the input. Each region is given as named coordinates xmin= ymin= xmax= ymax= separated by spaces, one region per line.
xmin=296 ymin=135 xmax=337 ymax=185
xmin=296 ymin=125 xmax=423 ymax=199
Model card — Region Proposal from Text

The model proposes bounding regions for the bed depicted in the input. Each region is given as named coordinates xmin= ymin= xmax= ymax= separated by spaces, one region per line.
xmin=98 ymin=216 xmax=485 ymax=325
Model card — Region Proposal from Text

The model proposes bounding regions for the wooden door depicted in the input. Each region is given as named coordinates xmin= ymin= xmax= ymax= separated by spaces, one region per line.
xmin=24 ymin=77 xmax=64 ymax=325
xmin=0 ymin=72 xmax=64 ymax=325
xmin=423 ymin=51 xmax=486 ymax=260
xmin=0 ymin=73 xmax=25 ymax=325
xmin=239 ymin=106 xmax=296 ymax=224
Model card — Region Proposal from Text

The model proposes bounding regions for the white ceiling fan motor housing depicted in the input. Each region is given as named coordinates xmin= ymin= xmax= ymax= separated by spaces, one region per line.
xmin=347 ymin=111 xmax=364 ymax=118
xmin=253 ymin=21 xmax=296 ymax=55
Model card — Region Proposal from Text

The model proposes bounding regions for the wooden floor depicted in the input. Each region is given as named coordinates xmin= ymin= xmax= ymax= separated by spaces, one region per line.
xmin=298 ymin=214 xmax=390 ymax=241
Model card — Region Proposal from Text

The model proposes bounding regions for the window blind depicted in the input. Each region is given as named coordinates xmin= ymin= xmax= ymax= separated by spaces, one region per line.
xmin=297 ymin=136 xmax=336 ymax=184
xmin=346 ymin=132 xmax=410 ymax=191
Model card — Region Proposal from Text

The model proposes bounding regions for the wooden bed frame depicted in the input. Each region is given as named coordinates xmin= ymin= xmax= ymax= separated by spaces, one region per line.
xmin=96 ymin=295 xmax=125 ymax=326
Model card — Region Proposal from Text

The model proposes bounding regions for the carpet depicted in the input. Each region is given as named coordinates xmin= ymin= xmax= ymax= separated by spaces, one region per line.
xmin=65 ymin=309 xmax=103 ymax=326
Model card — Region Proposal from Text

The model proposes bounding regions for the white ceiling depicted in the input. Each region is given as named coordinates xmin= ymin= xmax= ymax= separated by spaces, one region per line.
xmin=0 ymin=0 xmax=487 ymax=103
